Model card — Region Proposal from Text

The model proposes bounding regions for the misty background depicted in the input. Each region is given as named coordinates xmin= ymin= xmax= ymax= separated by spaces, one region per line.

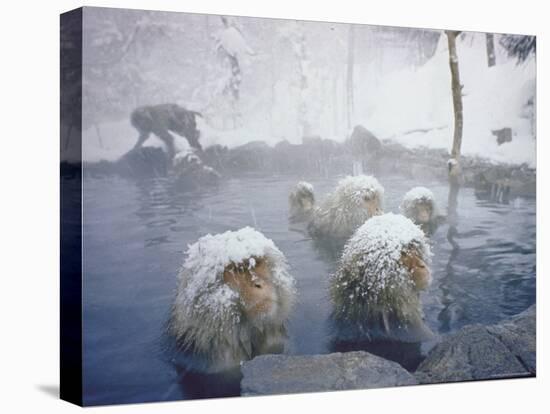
xmin=71 ymin=7 xmax=535 ymax=166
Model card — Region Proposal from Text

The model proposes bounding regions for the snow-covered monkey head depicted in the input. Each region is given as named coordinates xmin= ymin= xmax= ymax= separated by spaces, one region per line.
xmin=400 ymin=186 xmax=437 ymax=225
xmin=330 ymin=213 xmax=433 ymax=341
xmin=335 ymin=176 xmax=384 ymax=217
xmin=289 ymin=181 xmax=315 ymax=222
xmin=169 ymin=227 xmax=296 ymax=372
xmin=308 ymin=175 xmax=384 ymax=242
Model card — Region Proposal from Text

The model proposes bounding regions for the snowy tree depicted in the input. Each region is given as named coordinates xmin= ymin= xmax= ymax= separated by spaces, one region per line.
xmin=500 ymin=34 xmax=536 ymax=63
xmin=445 ymin=30 xmax=464 ymax=171
xmin=214 ymin=16 xmax=256 ymax=128
xmin=485 ymin=33 xmax=496 ymax=67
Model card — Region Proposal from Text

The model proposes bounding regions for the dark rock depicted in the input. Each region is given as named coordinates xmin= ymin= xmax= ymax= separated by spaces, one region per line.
xmin=226 ymin=141 xmax=273 ymax=172
xmin=492 ymin=127 xmax=513 ymax=145
xmin=201 ymin=144 xmax=230 ymax=173
xmin=241 ymin=351 xmax=417 ymax=396
xmin=117 ymin=147 xmax=169 ymax=178
xmin=416 ymin=305 xmax=535 ymax=384
xmin=486 ymin=305 xmax=536 ymax=374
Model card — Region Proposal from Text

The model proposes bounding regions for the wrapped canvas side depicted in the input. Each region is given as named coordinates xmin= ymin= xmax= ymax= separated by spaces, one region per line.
xmin=60 ymin=7 xmax=83 ymax=407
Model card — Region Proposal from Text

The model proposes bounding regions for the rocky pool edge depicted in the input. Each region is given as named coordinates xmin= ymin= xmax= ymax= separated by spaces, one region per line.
xmin=240 ymin=304 xmax=535 ymax=396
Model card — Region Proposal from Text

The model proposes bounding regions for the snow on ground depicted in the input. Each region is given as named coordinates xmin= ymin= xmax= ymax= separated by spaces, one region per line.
xmin=359 ymin=33 xmax=536 ymax=167
xmin=79 ymin=32 xmax=535 ymax=168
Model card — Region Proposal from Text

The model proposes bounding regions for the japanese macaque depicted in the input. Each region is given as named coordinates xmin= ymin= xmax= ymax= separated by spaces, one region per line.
xmin=330 ymin=213 xmax=434 ymax=342
xmin=308 ymin=175 xmax=384 ymax=243
xmin=130 ymin=103 xmax=203 ymax=161
xmin=400 ymin=187 xmax=442 ymax=235
xmin=289 ymin=181 xmax=315 ymax=222
xmin=172 ymin=150 xmax=221 ymax=189
xmin=168 ymin=227 xmax=296 ymax=373
xmin=347 ymin=125 xmax=382 ymax=175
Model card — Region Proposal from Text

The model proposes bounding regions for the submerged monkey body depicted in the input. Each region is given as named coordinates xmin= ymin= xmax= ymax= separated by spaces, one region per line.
xmin=168 ymin=227 xmax=296 ymax=372
xmin=331 ymin=213 xmax=433 ymax=342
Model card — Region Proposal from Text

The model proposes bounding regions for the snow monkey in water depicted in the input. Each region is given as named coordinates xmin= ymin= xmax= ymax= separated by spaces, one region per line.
xmin=308 ymin=175 xmax=384 ymax=243
xmin=400 ymin=186 xmax=443 ymax=235
xmin=330 ymin=213 xmax=434 ymax=342
xmin=288 ymin=181 xmax=315 ymax=222
xmin=130 ymin=103 xmax=203 ymax=161
xmin=168 ymin=227 xmax=296 ymax=372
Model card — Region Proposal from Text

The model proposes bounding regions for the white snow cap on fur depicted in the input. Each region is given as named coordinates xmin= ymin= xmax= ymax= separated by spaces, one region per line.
xmin=336 ymin=175 xmax=384 ymax=202
xmin=296 ymin=181 xmax=314 ymax=194
xmin=179 ymin=227 xmax=294 ymax=304
xmin=401 ymin=186 xmax=435 ymax=205
xmin=342 ymin=213 xmax=431 ymax=273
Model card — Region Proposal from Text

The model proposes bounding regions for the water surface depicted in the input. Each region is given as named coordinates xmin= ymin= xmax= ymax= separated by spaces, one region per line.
xmin=81 ymin=173 xmax=535 ymax=405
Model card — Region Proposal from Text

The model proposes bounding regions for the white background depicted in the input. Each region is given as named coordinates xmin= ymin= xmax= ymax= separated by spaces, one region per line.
xmin=0 ymin=0 xmax=547 ymax=412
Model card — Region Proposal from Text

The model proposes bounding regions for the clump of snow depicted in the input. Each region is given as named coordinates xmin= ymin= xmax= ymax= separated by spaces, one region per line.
xmin=179 ymin=227 xmax=294 ymax=301
xmin=447 ymin=158 xmax=458 ymax=167
xmin=333 ymin=175 xmax=385 ymax=206
xmin=400 ymin=186 xmax=437 ymax=217
xmin=173 ymin=147 xmax=201 ymax=165
xmin=296 ymin=181 xmax=314 ymax=194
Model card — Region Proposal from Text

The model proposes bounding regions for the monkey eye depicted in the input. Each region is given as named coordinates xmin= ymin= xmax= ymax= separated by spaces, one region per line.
xmin=416 ymin=262 xmax=426 ymax=269
xmin=253 ymin=282 xmax=262 ymax=289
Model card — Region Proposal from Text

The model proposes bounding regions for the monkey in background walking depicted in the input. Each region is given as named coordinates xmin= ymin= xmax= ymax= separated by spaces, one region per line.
xmin=130 ymin=103 xmax=203 ymax=161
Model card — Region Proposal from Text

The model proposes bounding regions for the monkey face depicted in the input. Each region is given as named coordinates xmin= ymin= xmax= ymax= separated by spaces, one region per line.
xmin=223 ymin=257 xmax=277 ymax=320
xmin=400 ymin=251 xmax=432 ymax=290
xmin=299 ymin=194 xmax=314 ymax=212
xmin=362 ymin=193 xmax=383 ymax=217
xmin=414 ymin=201 xmax=433 ymax=224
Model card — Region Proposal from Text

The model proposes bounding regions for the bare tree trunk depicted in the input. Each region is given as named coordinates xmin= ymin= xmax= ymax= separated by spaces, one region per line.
xmin=446 ymin=30 xmax=463 ymax=162
xmin=486 ymin=33 xmax=496 ymax=67
xmin=346 ymin=25 xmax=355 ymax=129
